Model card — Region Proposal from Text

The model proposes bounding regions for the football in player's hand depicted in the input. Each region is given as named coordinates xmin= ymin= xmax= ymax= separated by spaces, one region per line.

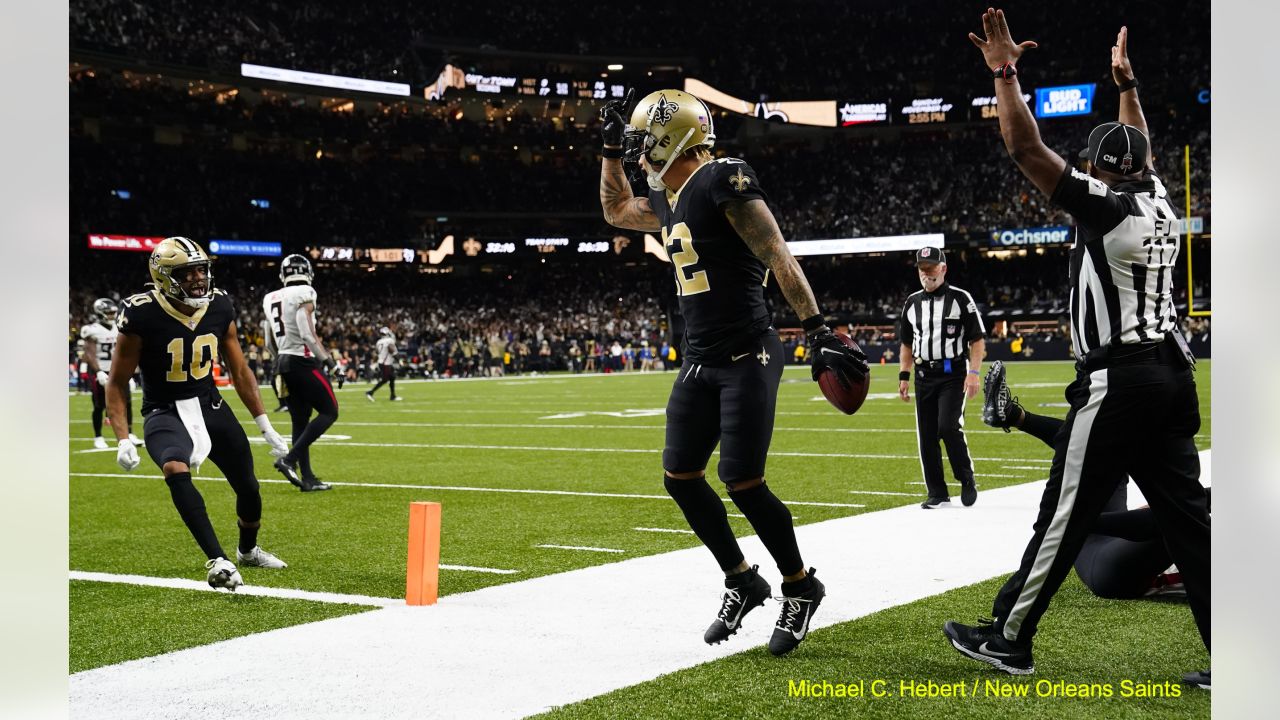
xmin=816 ymin=334 xmax=870 ymax=415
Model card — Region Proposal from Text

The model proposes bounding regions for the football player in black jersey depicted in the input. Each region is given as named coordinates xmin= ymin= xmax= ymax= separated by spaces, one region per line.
xmin=599 ymin=89 xmax=867 ymax=656
xmin=106 ymin=237 xmax=294 ymax=590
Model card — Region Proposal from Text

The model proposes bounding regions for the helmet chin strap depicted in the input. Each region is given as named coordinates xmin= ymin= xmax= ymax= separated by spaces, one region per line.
xmin=647 ymin=128 xmax=697 ymax=191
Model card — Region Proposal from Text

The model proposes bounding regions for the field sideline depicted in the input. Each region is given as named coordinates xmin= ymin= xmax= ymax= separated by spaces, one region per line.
xmin=68 ymin=361 xmax=1211 ymax=718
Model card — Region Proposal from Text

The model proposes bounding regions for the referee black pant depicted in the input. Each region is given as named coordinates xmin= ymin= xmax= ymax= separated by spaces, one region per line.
xmin=990 ymin=357 xmax=1210 ymax=652
xmin=913 ymin=369 xmax=975 ymax=499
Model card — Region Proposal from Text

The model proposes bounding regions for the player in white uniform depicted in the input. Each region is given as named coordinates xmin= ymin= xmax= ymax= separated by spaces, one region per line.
xmin=365 ymin=327 xmax=401 ymax=401
xmin=81 ymin=298 xmax=141 ymax=449
xmin=261 ymin=255 xmax=335 ymax=492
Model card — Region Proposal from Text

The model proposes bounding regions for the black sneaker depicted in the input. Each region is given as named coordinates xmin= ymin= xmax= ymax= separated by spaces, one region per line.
xmin=921 ymin=496 xmax=951 ymax=510
xmin=1181 ymin=669 xmax=1210 ymax=690
xmin=943 ymin=619 xmax=1034 ymax=675
xmin=960 ymin=481 xmax=978 ymax=507
xmin=768 ymin=568 xmax=825 ymax=656
xmin=300 ymin=476 xmax=332 ymax=492
xmin=981 ymin=361 xmax=1021 ymax=432
xmin=273 ymin=458 xmax=305 ymax=489
xmin=704 ymin=565 xmax=771 ymax=645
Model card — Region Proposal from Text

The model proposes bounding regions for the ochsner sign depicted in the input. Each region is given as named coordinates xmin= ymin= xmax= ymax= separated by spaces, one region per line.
xmin=990 ymin=226 xmax=1072 ymax=247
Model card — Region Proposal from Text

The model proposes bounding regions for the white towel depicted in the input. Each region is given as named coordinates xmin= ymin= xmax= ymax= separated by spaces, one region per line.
xmin=174 ymin=397 xmax=213 ymax=472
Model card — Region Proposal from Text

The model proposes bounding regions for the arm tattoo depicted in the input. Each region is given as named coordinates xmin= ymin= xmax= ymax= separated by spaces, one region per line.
xmin=724 ymin=199 xmax=821 ymax=320
xmin=600 ymin=159 xmax=660 ymax=231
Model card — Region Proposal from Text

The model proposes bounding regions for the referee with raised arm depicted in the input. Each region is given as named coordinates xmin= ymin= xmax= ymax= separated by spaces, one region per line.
xmin=897 ymin=246 xmax=986 ymax=509
xmin=944 ymin=11 xmax=1210 ymax=688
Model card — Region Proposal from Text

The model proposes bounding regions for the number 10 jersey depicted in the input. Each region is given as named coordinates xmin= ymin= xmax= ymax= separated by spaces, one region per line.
xmin=118 ymin=289 xmax=235 ymax=412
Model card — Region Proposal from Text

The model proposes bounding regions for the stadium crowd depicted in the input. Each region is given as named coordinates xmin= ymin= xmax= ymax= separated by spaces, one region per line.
xmin=72 ymin=0 xmax=1208 ymax=104
xmin=70 ymin=69 xmax=1210 ymax=248
xmin=69 ymin=0 xmax=1212 ymax=377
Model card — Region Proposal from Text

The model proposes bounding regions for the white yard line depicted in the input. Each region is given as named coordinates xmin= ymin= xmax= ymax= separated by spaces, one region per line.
xmin=69 ymin=570 xmax=401 ymax=606
xmin=69 ymin=473 xmax=865 ymax=508
xmin=848 ymin=490 xmax=918 ymax=497
xmin=535 ymin=544 xmax=626 ymax=554
xmin=633 ymin=527 xmax=696 ymax=535
xmin=69 ymin=450 xmax=1211 ymax=720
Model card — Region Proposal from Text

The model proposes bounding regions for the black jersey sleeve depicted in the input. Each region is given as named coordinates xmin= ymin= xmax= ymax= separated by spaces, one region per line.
xmin=116 ymin=291 xmax=154 ymax=336
xmin=707 ymin=160 xmax=769 ymax=208
xmin=1050 ymin=163 xmax=1128 ymax=234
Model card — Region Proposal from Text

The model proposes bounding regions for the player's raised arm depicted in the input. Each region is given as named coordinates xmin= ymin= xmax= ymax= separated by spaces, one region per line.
xmin=968 ymin=8 xmax=1065 ymax=197
xmin=1111 ymin=26 xmax=1153 ymax=170
xmin=598 ymin=89 xmax=661 ymax=232
xmin=724 ymin=197 xmax=868 ymax=385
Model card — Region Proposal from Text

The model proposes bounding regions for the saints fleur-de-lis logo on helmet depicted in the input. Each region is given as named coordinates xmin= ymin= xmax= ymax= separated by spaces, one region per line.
xmin=649 ymin=94 xmax=680 ymax=126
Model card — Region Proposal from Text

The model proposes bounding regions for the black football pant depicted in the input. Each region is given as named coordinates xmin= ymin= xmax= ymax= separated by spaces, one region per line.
xmin=142 ymin=394 xmax=263 ymax=558
xmin=662 ymin=333 xmax=804 ymax=576
xmin=281 ymin=356 xmax=339 ymax=479
xmin=1016 ymin=410 xmax=1177 ymax=600
xmin=912 ymin=370 xmax=974 ymax=500
xmin=990 ymin=361 xmax=1210 ymax=652
xmin=91 ymin=374 xmax=132 ymax=436
xmin=369 ymin=363 xmax=396 ymax=398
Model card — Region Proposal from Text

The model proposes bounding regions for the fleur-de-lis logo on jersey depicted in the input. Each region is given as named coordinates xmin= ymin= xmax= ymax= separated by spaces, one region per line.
xmin=650 ymin=94 xmax=679 ymax=126
xmin=729 ymin=168 xmax=752 ymax=192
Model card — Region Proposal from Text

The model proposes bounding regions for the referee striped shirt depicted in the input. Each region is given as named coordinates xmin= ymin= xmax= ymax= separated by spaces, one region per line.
xmin=898 ymin=284 xmax=986 ymax=362
xmin=1050 ymin=165 xmax=1180 ymax=357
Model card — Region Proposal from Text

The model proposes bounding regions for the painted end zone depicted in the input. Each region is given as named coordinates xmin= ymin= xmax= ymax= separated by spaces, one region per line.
xmin=406 ymin=502 xmax=442 ymax=605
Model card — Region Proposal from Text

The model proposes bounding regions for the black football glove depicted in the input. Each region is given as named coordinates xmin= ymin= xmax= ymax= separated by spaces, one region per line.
xmin=599 ymin=87 xmax=634 ymax=149
xmin=808 ymin=328 xmax=869 ymax=389
xmin=321 ymin=356 xmax=336 ymax=376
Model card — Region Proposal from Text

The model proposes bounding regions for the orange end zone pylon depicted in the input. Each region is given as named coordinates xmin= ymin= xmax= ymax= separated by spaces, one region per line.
xmin=406 ymin=501 xmax=442 ymax=605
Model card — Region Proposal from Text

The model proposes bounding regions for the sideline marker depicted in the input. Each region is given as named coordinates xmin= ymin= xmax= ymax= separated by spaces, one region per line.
xmin=406 ymin=501 xmax=442 ymax=605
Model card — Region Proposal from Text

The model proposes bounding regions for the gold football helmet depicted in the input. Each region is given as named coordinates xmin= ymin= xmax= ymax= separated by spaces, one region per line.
xmin=623 ymin=89 xmax=716 ymax=190
xmin=149 ymin=237 xmax=215 ymax=307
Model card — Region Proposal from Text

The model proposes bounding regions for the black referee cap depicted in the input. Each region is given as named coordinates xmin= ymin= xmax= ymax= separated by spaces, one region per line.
xmin=915 ymin=246 xmax=945 ymax=265
xmin=1079 ymin=122 xmax=1149 ymax=175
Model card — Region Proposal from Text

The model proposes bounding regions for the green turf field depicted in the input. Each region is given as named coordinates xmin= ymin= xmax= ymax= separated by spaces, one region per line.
xmin=69 ymin=361 xmax=1212 ymax=695
xmin=533 ymin=574 xmax=1209 ymax=720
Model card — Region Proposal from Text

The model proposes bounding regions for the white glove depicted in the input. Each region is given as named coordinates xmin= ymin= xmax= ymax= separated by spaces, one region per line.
xmin=97 ymin=370 xmax=110 ymax=386
xmin=116 ymin=438 xmax=140 ymax=471
xmin=255 ymin=414 xmax=290 ymax=458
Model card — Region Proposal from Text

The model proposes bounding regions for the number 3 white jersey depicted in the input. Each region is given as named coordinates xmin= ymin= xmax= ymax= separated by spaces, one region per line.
xmin=80 ymin=322 xmax=118 ymax=371
xmin=263 ymin=284 xmax=319 ymax=358
xmin=376 ymin=335 xmax=397 ymax=365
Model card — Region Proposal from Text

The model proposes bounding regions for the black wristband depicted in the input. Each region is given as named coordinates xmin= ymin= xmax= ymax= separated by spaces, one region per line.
xmin=899 ymin=371 xmax=911 ymax=382
xmin=602 ymin=146 xmax=623 ymax=159
xmin=801 ymin=315 xmax=827 ymax=334
xmin=1118 ymin=78 xmax=1139 ymax=93
xmin=991 ymin=62 xmax=1017 ymax=81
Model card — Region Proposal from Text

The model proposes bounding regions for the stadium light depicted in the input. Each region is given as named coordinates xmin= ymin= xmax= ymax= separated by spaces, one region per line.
xmin=607 ymin=64 xmax=624 ymax=71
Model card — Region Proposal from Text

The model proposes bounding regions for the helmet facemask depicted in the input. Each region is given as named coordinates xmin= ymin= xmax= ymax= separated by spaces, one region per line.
xmin=160 ymin=261 xmax=215 ymax=308
xmin=624 ymin=91 xmax=717 ymax=192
